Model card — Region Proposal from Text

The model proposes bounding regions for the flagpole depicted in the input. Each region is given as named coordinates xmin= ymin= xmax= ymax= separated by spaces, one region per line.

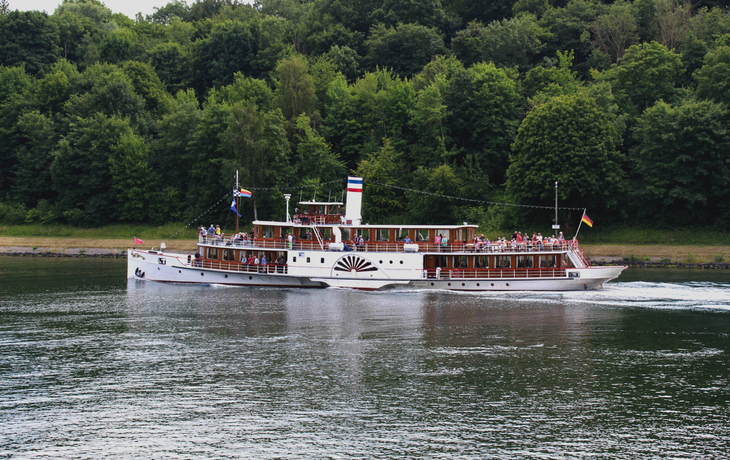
xmin=235 ymin=170 xmax=239 ymax=234
xmin=574 ymin=208 xmax=586 ymax=240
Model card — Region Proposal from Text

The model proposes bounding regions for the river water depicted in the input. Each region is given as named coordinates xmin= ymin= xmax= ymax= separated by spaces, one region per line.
xmin=1 ymin=257 xmax=729 ymax=459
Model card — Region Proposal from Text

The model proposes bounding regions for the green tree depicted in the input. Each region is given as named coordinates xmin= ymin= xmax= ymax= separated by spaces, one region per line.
xmin=275 ymin=55 xmax=317 ymax=121
xmin=590 ymin=0 xmax=638 ymax=63
xmin=452 ymin=15 xmax=549 ymax=68
xmin=223 ymin=102 xmax=292 ymax=220
xmin=51 ymin=113 xmax=133 ymax=225
xmin=0 ymin=11 xmax=61 ymax=74
xmin=151 ymin=89 xmax=202 ymax=221
xmin=410 ymin=83 xmax=448 ymax=167
xmin=109 ymin=132 xmax=154 ymax=222
xmin=145 ymin=42 xmax=191 ymax=94
xmin=599 ymin=41 xmax=683 ymax=115
xmin=408 ymin=163 xmax=464 ymax=224
xmin=64 ymin=63 xmax=151 ymax=135
xmin=631 ymin=100 xmax=730 ymax=226
xmin=355 ymin=138 xmax=405 ymax=222
xmin=99 ymin=27 xmax=140 ymax=64
xmin=506 ymin=94 xmax=625 ymax=213
xmin=364 ymin=22 xmax=448 ymax=77
xmin=695 ymin=45 xmax=730 ymax=106
xmin=194 ymin=20 xmax=257 ymax=91
xmin=0 ymin=65 xmax=34 ymax=193
xmin=293 ymin=113 xmax=346 ymax=183
xmin=445 ymin=62 xmax=520 ymax=184
xmin=11 ymin=111 xmax=58 ymax=207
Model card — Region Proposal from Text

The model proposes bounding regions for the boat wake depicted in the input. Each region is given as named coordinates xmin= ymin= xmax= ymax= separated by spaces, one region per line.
xmin=384 ymin=280 xmax=730 ymax=311
xmin=560 ymin=281 xmax=730 ymax=310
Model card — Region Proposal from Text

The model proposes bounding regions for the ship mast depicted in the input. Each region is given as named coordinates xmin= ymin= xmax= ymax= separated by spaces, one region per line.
xmin=235 ymin=170 xmax=239 ymax=234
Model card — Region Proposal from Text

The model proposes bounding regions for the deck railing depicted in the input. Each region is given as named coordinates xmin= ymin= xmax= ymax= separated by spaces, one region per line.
xmin=198 ymin=236 xmax=571 ymax=254
xmin=191 ymin=259 xmax=289 ymax=275
xmin=423 ymin=267 xmax=567 ymax=279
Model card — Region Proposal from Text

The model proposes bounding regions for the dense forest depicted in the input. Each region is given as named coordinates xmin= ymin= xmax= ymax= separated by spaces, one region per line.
xmin=1 ymin=0 xmax=729 ymax=232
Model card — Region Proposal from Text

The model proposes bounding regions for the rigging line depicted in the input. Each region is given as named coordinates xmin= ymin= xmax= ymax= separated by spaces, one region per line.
xmin=240 ymin=179 xmax=345 ymax=191
xmin=165 ymin=191 xmax=231 ymax=241
xmin=368 ymin=181 xmax=585 ymax=211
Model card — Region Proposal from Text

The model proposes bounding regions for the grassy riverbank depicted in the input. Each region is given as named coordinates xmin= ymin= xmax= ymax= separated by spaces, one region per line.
xmin=1 ymin=224 xmax=728 ymax=263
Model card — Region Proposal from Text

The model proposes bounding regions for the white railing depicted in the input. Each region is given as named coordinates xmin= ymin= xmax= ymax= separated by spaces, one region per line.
xmin=423 ymin=268 xmax=567 ymax=279
xmin=197 ymin=236 xmax=571 ymax=255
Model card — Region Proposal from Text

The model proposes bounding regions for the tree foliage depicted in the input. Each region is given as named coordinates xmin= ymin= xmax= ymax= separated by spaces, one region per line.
xmin=0 ymin=0 xmax=730 ymax=230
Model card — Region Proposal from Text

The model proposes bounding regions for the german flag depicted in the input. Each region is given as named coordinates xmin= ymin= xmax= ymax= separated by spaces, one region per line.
xmin=582 ymin=213 xmax=593 ymax=227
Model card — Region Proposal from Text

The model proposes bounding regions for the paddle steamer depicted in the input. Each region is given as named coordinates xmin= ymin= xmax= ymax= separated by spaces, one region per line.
xmin=127 ymin=177 xmax=626 ymax=290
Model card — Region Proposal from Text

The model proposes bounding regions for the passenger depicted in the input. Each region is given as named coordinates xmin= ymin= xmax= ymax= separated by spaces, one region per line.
xmin=215 ymin=225 xmax=221 ymax=236
xmin=435 ymin=234 xmax=442 ymax=252
xmin=358 ymin=235 xmax=364 ymax=251
xmin=516 ymin=232 xmax=522 ymax=243
xmin=208 ymin=224 xmax=215 ymax=236
xmin=194 ymin=251 xmax=201 ymax=267
xmin=405 ymin=235 xmax=412 ymax=244
xmin=287 ymin=233 xmax=293 ymax=249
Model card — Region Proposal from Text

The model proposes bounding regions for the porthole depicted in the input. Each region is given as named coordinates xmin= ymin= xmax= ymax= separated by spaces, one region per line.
xmin=201 ymin=273 xmax=204 ymax=276
xmin=158 ymin=267 xmax=160 ymax=270
xmin=400 ymin=261 xmax=403 ymax=264
xmin=506 ymin=283 xmax=510 ymax=286
xmin=462 ymin=283 xmax=465 ymax=286
xmin=431 ymin=282 xmax=434 ymax=286
xmin=321 ymin=258 xmax=325 ymax=263
xmin=249 ymin=276 xmax=252 ymax=280
xmin=293 ymin=256 xmax=297 ymax=262
xmin=389 ymin=260 xmax=393 ymax=264
xmin=225 ymin=275 xmax=228 ymax=278
xmin=179 ymin=270 xmax=181 ymax=273
xmin=448 ymin=283 xmax=451 ymax=286
xmin=307 ymin=257 xmax=310 ymax=263
xmin=379 ymin=260 xmax=383 ymax=264
xmin=491 ymin=283 xmax=494 ymax=286
xmin=476 ymin=283 xmax=480 ymax=287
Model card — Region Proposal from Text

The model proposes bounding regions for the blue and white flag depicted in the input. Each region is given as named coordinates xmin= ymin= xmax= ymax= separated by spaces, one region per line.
xmin=230 ymin=198 xmax=241 ymax=217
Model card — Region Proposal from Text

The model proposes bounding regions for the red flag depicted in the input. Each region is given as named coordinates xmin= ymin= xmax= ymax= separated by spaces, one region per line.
xmin=134 ymin=237 xmax=144 ymax=245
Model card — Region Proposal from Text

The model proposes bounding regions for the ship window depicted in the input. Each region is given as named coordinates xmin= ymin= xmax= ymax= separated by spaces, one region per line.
xmin=495 ymin=256 xmax=511 ymax=268
xmin=262 ymin=226 xmax=274 ymax=238
xmin=341 ymin=228 xmax=351 ymax=241
xmin=547 ymin=255 xmax=556 ymax=267
xmin=158 ymin=258 xmax=166 ymax=265
xmin=207 ymin=248 xmax=218 ymax=260
xmin=222 ymin=249 xmax=232 ymax=261
xmin=306 ymin=257 xmax=310 ymax=263
xmin=474 ymin=256 xmax=489 ymax=268
xmin=293 ymin=257 xmax=297 ymax=262
xmin=436 ymin=230 xmax=450 ymax=241
xmin=397 ymin=229 xmax=409 ymax=241
xmin=517 ymin=255 xmax=525 ymax=268
xmin=415 ymin=229 xmax=429 ymax=242
xmin=321 ymin=258 xmax=324 ymax=263
xmin=375 ymin=229 xmax=389 ymax=241
xmin=539 ymin=256 xmax=547 ymax=267
xmin=359 ymin=229 xmax=370 ymax=241
xmin=453 ymin=256 xmax=467 ymax=268
xmin=525 ymin=256 xmax=533 ymax=268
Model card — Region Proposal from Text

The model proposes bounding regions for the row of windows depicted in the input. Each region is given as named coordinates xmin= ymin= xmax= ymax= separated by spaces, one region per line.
xmin=434 ymin=255 xmax=558 ymax=269
xmin=258 ymin=226 xmax=472 ymax=243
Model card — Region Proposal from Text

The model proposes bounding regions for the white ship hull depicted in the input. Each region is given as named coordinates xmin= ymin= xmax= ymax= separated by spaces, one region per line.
xmin=127 ymin=249 xmax=625 ymax=291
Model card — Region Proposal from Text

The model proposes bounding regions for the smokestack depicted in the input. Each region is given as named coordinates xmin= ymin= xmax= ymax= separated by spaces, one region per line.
xmin=345 ymin=176 xmax=362 ymax=225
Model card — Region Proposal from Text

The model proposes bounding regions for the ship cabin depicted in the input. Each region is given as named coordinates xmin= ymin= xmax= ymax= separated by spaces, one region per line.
xmin=195 ymin=197 xmax=576 ymax=277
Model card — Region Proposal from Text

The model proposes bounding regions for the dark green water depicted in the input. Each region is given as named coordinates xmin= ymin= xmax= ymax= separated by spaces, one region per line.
xmin=1 ymin=257 xmax=729 ymax=458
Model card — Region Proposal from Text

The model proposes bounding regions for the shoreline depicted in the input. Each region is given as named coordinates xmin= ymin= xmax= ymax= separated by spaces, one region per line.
xmin=1 ymin=240 xmax=729 ymax=268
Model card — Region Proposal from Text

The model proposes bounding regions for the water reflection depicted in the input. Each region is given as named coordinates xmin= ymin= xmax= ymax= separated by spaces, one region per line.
xmin=1 ymin=259 xmax=729 ymax=458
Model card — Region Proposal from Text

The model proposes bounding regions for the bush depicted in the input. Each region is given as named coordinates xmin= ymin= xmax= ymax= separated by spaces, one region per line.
xmin=0 ymin=202 xmax=28 ymax=224
xmin=713 ymin=253 xmax=726 ymax=263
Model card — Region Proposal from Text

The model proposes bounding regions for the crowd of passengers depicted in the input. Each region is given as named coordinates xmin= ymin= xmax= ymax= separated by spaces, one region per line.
xmin=198 ymin=223 xmax=568 ymax=253
xmin=470 ymin=231 xmax=567 ymax=252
